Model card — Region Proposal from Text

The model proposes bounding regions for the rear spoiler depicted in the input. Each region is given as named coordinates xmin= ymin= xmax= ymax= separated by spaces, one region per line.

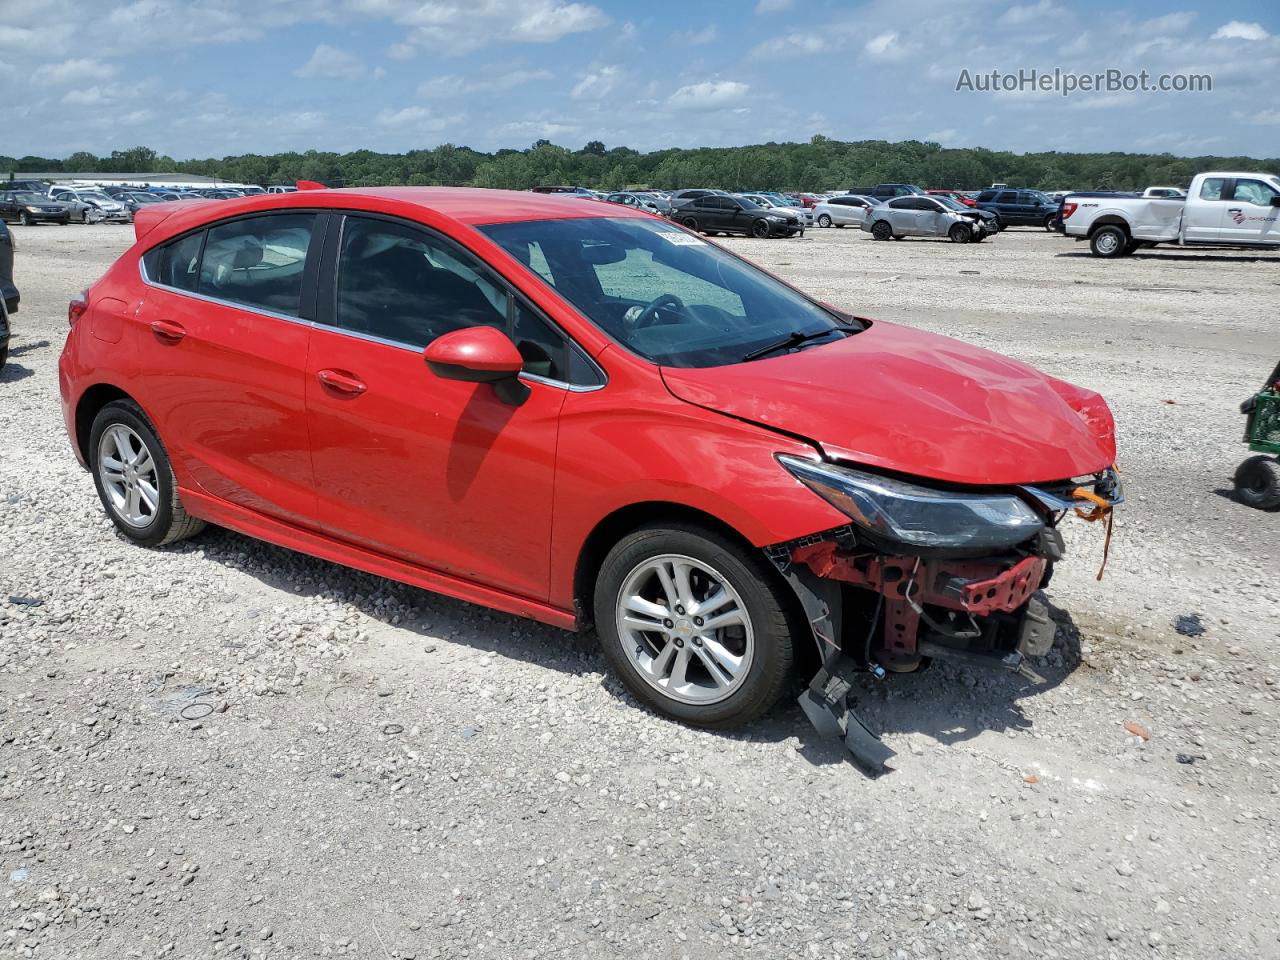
xmin=132 ymin=203 xmax=200 ymax=242
xmin=296 ymin=180 xmax=327 ymax=191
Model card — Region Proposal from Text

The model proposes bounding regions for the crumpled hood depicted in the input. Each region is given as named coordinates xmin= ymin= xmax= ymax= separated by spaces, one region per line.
xmin=660 ymin=320 xmax=1117 ymax=487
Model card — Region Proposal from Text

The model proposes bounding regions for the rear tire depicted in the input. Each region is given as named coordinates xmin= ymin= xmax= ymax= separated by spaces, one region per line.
xmin=871 ymin=220 xmax=893 ymax=241
xmin=817 ymin=214 xmax=832 ymax=227
xmin=1090 ymin=225 xmax=1129 ymax=258
xmin=89 ymin=400 xmax=206 ymax=547
xmin=593 ymin=523 xmax=796 ymax=729
xmin=1233 ymin=456 xmax=1280 ymax=510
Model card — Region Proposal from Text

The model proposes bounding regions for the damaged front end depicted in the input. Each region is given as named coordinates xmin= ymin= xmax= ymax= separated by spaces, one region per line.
xmin=766 ymin=456 xmax=1122 ymax=774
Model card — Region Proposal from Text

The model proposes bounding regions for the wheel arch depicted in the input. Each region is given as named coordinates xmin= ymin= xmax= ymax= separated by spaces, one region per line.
xmin=572 ymin=501 xmax=778 ymax=631
xmin=1086 ymin=215 xmax=1131 ymax=237
xmin=74 ymin=383 xmax=135 ymax=465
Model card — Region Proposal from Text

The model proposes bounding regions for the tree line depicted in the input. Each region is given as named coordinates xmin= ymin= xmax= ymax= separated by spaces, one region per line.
xmin=5 ymin=137 xmax=1278 ymax=192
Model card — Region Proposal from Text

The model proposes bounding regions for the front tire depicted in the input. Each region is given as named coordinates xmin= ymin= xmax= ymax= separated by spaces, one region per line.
xmin=89 ymin=400 xmax=206 ymax=547
xmin=948 ymin=222 xmax=972 ymax=243
xmin=1090 ymin=225 xmax=1129 ymax=258
xmin=750 ymin=218 xmax=771 ymax=238
xmin=680 ymin=216 xmax=698 ymax=231
xmin=19 ymin=212 xmax=33 ymax=226
xmin=871 ymin=220 xmax=893 ymax=241
xmin=594 ymin=524 xmax=795 ymax=729
xmin=1234 ymin=456 xmax=1280 ymax=510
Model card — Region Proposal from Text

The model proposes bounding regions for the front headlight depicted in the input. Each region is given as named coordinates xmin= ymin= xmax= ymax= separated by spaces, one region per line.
xmin=778 ymin=455 xmax=1043 ymax=551
xmin=25 ymin=206 xmax=41 ymax=213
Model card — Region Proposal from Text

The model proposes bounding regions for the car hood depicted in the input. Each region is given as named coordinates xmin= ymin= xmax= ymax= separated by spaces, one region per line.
xmin=660 ymin=320 xmax=1117 ymax=487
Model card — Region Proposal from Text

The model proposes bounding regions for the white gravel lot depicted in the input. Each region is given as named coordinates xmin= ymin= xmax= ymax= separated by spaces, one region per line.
xmin=1 ymin=222 xmax=1277 ymax=960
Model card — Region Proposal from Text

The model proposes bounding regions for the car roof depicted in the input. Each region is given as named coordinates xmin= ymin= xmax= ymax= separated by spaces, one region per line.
xmin=131 ymin=186 xmax=653 ymax=245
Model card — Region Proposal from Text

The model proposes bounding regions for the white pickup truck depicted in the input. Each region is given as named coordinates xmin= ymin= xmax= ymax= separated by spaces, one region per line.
xmin=1062 ymin=171 xmax=1280 ymax=257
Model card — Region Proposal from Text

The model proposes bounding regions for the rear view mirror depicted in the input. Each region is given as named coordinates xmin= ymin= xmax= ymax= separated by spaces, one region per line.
xmin=579 ymin=241 xmax=626 ymax=265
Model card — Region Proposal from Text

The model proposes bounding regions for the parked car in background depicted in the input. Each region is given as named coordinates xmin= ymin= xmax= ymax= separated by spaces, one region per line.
xmin=0 ymin=190 xmax=73 ymax=225
xmin=672 ymin=194 xmax=803 ymax=237
xmin=3 ymin=179 xmax=52 ymax=194
xmin=813 ymin=195 xmax=879 ymax=228
xmin=193 ymin=189 xmax=240 ymax=200
xmin=737 ymin=194 xmax=813 ymax=227
xmin=1142 ymin=186 xmax=1186 ymax=199
xmin=119 ymin=191 xmax=165 ymax=216
xmin=974 ymin=189 xmax=1059 ymax=230
xmin=668 ymin=188 xmax=728 ymax=206
xmin=47 ymin=187 xmax=130 ymax=222
xmin=870 ymin=183 xmax=927 ymax=199
xmin=1063 ymin=171 xmax=1280 ymax=257
xmin=863 ymin=194 xmax=994 ymax=242
xmin=604 ymin=192 xmax=663 ymax=214
xmin=266 ymin=185 xmax=299 ymax=194
xmin=58 ymin=187 xmax=1120 ymax=768
xmin=927 ymin=189 xmax=977 ymax=207
xmin=0 ymin=220 xmax=16 ymax=370
xmin=529 ymin=185 xmax=594 ymax=196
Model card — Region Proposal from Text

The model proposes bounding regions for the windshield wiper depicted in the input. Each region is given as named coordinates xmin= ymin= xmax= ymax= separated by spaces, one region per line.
xmin=741 ymin=325 xmax=858 ymax=362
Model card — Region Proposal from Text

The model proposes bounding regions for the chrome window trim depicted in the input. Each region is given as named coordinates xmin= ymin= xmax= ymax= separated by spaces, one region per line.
xmin=138 ymin=258 xmax=606 ymax=393
xmin=138 ymin=257 xmax=312 ymax=329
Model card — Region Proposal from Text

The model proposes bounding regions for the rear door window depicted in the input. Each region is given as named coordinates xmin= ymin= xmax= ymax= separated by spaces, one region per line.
xmin=198 ymin=214 xmax=316 ymax=316
xmin=146 ymin=231 xmax=205 ymax=292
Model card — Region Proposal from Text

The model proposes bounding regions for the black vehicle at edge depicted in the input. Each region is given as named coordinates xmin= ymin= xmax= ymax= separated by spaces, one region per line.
xmin=0 ymin=220 xmax=17 ymax=370
xmin=671 ymin=194 xmax=803 ymax=238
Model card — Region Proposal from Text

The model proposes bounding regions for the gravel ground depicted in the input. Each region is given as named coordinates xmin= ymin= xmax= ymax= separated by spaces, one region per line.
xmin=1 ymin=222 xmax=1277 ymax=960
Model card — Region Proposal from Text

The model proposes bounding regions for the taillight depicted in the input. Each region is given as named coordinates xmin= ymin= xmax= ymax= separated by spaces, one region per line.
xmin=1062 ymin=202 xmax=1078 ymax=220
xmin=68 ymin=289 xmax=88 ymax=326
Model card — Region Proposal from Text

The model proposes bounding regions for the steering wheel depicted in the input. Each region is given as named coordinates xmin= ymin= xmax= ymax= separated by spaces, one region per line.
xmin=629 ymin=293 xmax=686 ymax=330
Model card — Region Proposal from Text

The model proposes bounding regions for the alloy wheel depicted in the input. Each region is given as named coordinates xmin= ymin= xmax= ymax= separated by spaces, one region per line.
xmin=97 ymin=424 xmax=160 ymax=528
xmin=615 ymin=554 xmax=755 ymax=706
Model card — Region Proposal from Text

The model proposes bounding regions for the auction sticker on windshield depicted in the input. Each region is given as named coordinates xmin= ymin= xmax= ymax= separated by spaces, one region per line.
xmin=658 ymin=231 xmax=705 ymax=245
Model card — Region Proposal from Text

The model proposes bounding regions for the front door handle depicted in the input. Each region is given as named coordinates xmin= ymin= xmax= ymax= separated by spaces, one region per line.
xmin=150 ymin=319 xmax=186 ymax=342
xmin=317 ymin=368 xmax=367 ymax=396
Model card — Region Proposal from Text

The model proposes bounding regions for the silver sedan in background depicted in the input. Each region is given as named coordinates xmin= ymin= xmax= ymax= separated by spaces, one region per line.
xmin=861 ymin=194 xmax=993 ymax=243
xmin=813 ymin=194 xmax=880 ymax=228
xmin=736 ymin=194 xmax=813 ymax=227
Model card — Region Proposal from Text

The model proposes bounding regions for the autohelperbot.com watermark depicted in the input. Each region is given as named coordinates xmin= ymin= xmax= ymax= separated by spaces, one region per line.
xmin=955 ymin=67 xmax=1212 ymax=96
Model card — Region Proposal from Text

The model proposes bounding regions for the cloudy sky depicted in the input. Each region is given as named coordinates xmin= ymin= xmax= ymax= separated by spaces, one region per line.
xmin=2 ymin=0 xmax=1277 ymax=159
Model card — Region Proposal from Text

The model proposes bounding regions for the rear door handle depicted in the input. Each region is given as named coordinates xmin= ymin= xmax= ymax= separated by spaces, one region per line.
xmin=317 ymin=369 xmax=367 ymax=396
xmin=150 ymin=319 xmax=186 ymax=342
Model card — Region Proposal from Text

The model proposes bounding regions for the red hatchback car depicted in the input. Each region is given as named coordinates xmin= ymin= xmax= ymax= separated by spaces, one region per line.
xmin=59 ymin=188 xmax=1120 ymax=767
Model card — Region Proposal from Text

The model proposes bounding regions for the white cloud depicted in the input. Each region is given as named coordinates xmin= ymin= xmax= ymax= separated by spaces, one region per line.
xmin=33 ymin=58 xmax=115 ymax=85
xmin=924 ymin=128 xmax=960 ymax=145
xmin=1212 ymin=21 xmax=1269 ymax=41
xmin=387 ymin=42 xmax=415 ymax=60
xmin=755 ymin=0 xmax=793 ymax=12
xmin=61 ymin=83 xmax=141 ymax=106
xmin=418 ymin=69 xmax=553 ymax=98
xmin=752 ymin=33 xmax=826 ymax=58
xmin=999 ymin=0 xmax=1063 ymax=26
xmin=668 ymin=80 xmax=749 ymax=110
xmin=672 ymin=25 xmax=717 ymax=45
xmin=362 ymin=0 xmax=608 ymax=55
xmin=571 ymin=65 xmax=622 ymax=100
xmin=863 ymin=31 xmax=908 ymax=61
xmin=376 ymin=106 xmax=463 ymax=131
xmin=294 ymin=44 xmax=365 ymax=80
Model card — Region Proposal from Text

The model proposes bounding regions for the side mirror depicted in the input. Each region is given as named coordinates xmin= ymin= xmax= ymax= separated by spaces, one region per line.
xmin=1270 ymin=195 xmax=1280 ymax=207
xmin=424 ymin=327 xmax=529 ymax=405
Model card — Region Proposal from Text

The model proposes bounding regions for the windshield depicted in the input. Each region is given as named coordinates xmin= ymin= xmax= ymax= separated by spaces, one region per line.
xmin=737 ymin=197 xmax=763 ymax=210
xmin=82 ymin=192 xmax=112 ymax=202
xmin=15 ymin=192 xmax=46 ymax=203
xmin=130 ymin=193 xmax=161 ymax=202
xmin=934 ymin=195 xmax=969 ymax=211
xmin=479 ymin=217 xmax=858 ymax=368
